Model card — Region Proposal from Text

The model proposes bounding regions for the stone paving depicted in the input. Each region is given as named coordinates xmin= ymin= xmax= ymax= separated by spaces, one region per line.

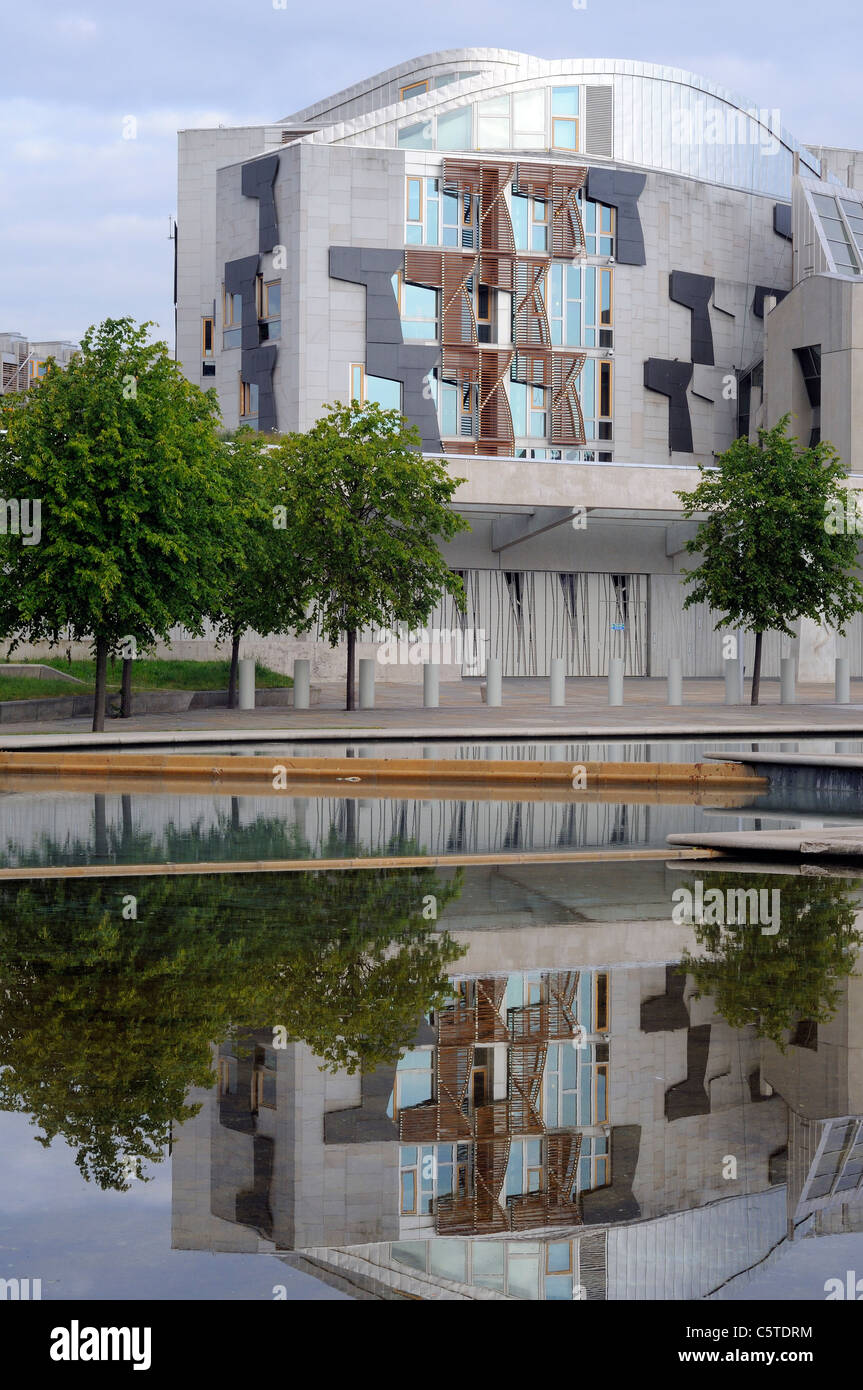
xmin=2 ymin=676 xmax=863 ymax=745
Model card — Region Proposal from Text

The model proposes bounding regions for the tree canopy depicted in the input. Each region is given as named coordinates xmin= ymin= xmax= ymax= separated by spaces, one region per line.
xmin=681 ymin=871 xmax=861 ymax=1048
xmin=273 ymin=399 xmax=470 ymax=708
xmin=0 ymin=861 xmax=464 ymax=1188
xmin=0 ymin=318 xmax=243 ymax=728
xmin=676 ymin=417 xmax=863 ymax=703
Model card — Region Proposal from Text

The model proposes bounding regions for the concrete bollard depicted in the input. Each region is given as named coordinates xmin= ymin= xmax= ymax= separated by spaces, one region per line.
xmin=238 ymin=658 xmax=255 ymax=710
xmin=293 ymin=659 xmax=310 ymax=710
xmin=358 ymin=658 xmax=375 ymax=709
xmin=836 ymin=657 xmax=851 ymax=705
xmin=667 ymin=657 xmax=682 ymax=706
xmin=423 ymin=661 xmax=440 ymax=708
xmin=724 ymin=660 xmax=738 ymax=705
xmin=608 ymin=658 xmax=624 ymax=706
xmin=485 ymin=657 xmax=502 ymax=707
xmin=549 ymin=657 xmax=566 ymax=707
xmin=780 ymin=656 xmax=796 ymax=705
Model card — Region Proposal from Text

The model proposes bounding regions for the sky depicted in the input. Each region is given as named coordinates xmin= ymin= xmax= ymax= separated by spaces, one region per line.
xmin=1 ymin=0 xmax=861 ymax=347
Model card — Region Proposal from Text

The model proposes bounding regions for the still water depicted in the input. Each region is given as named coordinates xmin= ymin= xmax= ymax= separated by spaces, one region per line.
xmin=1 ymin=787 xmax=862 ymax=1302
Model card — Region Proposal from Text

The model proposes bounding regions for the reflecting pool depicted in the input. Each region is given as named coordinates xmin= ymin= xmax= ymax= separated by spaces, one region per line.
xmin=2 ymin=843 xmax=863 ymax=1302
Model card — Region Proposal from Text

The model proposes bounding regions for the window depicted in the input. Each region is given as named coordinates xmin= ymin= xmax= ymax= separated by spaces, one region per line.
xmin=474 ymin=281 xmax=493 ymax=343
xmin=387 ymin=1050 xmax=433 ymax=1118
xmin=811 ymin=192 xmax=861 ymax=274
xmin=595 ymin=972 xmax=609 ymax=1032
xmin=513 ymin=89 xmax=546 ymax=149
xmin=552 ymin=87 xmax=579 ymax=150
xmin=398 ymin=1143 xmax=466 ymax=1216
xmin=239 ymin=379 xmax=259 ymax=422
xmin=217 ymin=1056 xmax=237 ymax=1097
xmin=477 ymin=94 xmax=510 ymax=148
xmin=400 ymin=79 xmax=429 ymax=100
xmin=578 ymin=1135 xmax=610 ymax=1193
xmin=405 ymin=176 xmax=441 ymax=245
xmin=437 ymin=107 xmax=472 ymax=151
xmin=438 ymin=376 xmax=477 ymax=438
xmin=508 ymin=379 xmax=548 ymax=440
xmin=223 ymin=288 xmax=242 ymax=349
xmin=349 ymin=361 xmax=402 ymax=411
xmin=595 ymin=1062 xmax=608 ymax=1123
xmin=440 ymin=183 xmax=478 ymax=248
xmin=545 ymin=1042 xmax=578 ymax=1127
xmin=260 ymin=280 xmax=281 ymax=340
xmin=397 ymin=121 xmax=433 ymax=150
xmin=511 ymin=192 xmax=548 ymax=252
xmin=251 ymin=1047 xmax=276 ymax=1110
xmin=202 ymin=317 xmax=214 ymax=356
xmin=579 ymin=357 xmax=613 ymax=440
xmin=505 ymin=1139 xmax=544 ymax=1198
xmin=393 ymin=271 xmax=438 ymax=340
xmin=581 ymin=197 xmax=615 ymax=256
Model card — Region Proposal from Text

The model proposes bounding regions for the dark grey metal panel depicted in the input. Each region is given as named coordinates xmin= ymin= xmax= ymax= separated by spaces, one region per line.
xmin=669 ymin=270 xmax=715 ymax=366
xmin=241 ymin=153 xmax=281 ymax=254
xmin=242 ymin=343 xmax=278 ymax=434
xmin=585 ymin=167 xmax=647 ymax=265
xmin=329 ymin=245 xmax=442 ymax=451
xmin=643 ymin=358 xmax=694 ymax=452
xmin=773 ymin=202 xmax=792 ymax=240
xmin=225 ymin=254 xmax=262 ymax=352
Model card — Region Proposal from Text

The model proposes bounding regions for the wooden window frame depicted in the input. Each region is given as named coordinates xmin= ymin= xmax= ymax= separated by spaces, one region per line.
xmin=552 ymin=116 xmax=579 ymax=152
xmin=545 ymin=1242 xmax=573 ymax=1276
xmin=400 ymin=79 xmax=429 ymax=100
xmin=223 ymin=287 xmax=241 ymax=328
xmin=594 ymin=1062 xmax=609 ymax=1123
xmin=594 ymin=972 xmax=610 ymax=1032
xmin=350 ymin=362 xmax=365 ymax=402
xmin=202 ymin=317 xmax=214 ymax=356
xmin=406 ymin=175 xmax=423 ymax=224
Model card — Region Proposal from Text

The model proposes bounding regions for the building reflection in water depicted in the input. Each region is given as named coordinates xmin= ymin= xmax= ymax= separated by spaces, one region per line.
xmin=171 ymin=864 xmax=863 ymax=1300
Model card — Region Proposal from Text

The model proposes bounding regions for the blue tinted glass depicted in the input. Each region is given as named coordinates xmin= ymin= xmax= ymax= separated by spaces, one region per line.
xmin=406 ymin=224 xmax=423 ymax=245
xmin=403 ymin=283 xmax=436 ymax=319
xmin=511 ymin=194 xmax=529 ymax=250
xmin=400 ymin=1146 xmax=417 ymax=1165
xmin=398 ymin=122 xmax=432 ymax=149
xmin=552 ymin=86 xmax=580 ymax=116
xmin=365 ymin=374 xmax=402 ymax=411
xmin=546 ymin=1275 xmax=573 ymax=1300
xmin=437 ymin=106 xmax=472 ymax=150
xmin=547 ymin=1242 xmax=570 ymax=1273
xmin=441 ymin=380 xmax=458 ymax=435
xmin=407 ymin=180 xmax=421 ymax=221
xmin=509 ymin=380 xmax=527 ymax=435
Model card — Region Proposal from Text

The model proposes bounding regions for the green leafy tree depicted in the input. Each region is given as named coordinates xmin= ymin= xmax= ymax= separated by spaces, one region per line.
xmin=207 ymin=432 xmax=313 ymax=706
xmin=680 ymin=871 xmax=861 ymax=1047
xmin=0 ymin=318 xmax=243 ymax=730
xmin=274 ymin=400 xmax=470 ymax=708
xmin=0 ymin=862 xmax=464 ymax=1188
xmin=676 ymin=417 xmax=863 ymax=703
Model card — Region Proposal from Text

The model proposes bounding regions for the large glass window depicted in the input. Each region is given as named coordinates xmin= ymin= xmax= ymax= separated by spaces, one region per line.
xmin=437 ymin=106 xmax=472 ymax=150
xmin=812 ymin=192 xmax=861 ymax=274
xmin=260 ymin=279 xmax=280 ymax=341
xmin=387 ymin=1049 xmax=433 ymax=1116
xmin=394 ymin=272 xmax=438 ymax=340
xmin=513 ymin=89 xmax=546 ymax=149
xmin=552 ymin=87 xmax=580 ymax=150
xmin=581 ymin=197 xmax=615 ymax=256
xmin=397 ymin=120 xmax=433 ymax=150
xmin=223 ymin=289 xmax=242 ymax=349
xmin=511 ymin=192 xmax=548 ymax=252
xmin=477 ymin=94 xmax=510 ymax=148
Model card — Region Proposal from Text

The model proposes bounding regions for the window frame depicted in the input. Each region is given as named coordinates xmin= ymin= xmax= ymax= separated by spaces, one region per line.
xmin=400 ymin=79 xmax=429 ymax=101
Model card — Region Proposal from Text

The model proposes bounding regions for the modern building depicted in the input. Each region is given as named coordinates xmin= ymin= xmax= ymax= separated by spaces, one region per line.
xmin=175 ymin=49 xmax=863 ymax=682
xmin=0 ymin=332 xmax=79 ymax=395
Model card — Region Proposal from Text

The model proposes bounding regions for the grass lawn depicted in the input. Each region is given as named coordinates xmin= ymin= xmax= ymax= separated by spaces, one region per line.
xmin=0 ymin=658 xmax=292 ymax=702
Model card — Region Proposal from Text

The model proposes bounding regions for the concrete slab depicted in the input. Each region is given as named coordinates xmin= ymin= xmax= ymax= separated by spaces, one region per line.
xmin=667 ymin=828 xmax=863 ymax=859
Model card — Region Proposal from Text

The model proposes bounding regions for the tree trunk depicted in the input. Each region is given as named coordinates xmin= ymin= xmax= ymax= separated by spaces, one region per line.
xmin=751 ymin=630 xmax=763 ymax=706
xmin=94 ymin=793 xmax=108 ymax=859
xmin=120 ymin=655 xmax=133 ymax=718
xmin=346 ymin=628 xmax=356 ymax=710
xmin=92 ymin=634 xmax=108 ymax=732
xmin=228 ymin=630 xmax=242 ymax=709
